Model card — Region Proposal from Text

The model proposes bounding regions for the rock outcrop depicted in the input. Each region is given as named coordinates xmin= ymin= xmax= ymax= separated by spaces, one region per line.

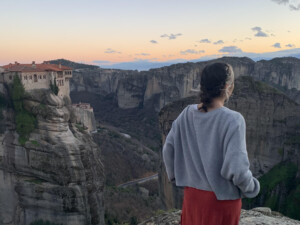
xmin=139 ymin=207 xmax=300 ymax=225
xmin=72 ymin=103 xmax=97 ymax=132
xmin=0 ymin=87 xmax=105 ymax=225
xmin=158 ymin=76 xmax=300 ymax=213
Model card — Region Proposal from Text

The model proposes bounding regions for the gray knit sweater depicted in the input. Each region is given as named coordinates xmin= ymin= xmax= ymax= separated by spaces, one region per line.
xmin=162 ymin=104 xmax=260 ymax=200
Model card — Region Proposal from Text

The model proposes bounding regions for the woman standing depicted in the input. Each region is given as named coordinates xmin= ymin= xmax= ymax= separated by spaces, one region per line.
xmin=162 ymin=63 xmax=260 ymax=225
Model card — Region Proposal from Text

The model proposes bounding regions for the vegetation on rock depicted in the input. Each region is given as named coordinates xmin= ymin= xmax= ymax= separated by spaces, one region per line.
xmin=75 ymin=123 xmax=88 ymax=133
xmin=0 ymin=93 xmax=8 ymax=120
xmin=50 ymin=79 xmax=59 ymax=95
xmin=104 ymin=183 xmax=162 ymax=225
xmin=11 ymin=75 xmax=37 ymax=145
xmin=243 ymin=161 xmax=300 ymax=220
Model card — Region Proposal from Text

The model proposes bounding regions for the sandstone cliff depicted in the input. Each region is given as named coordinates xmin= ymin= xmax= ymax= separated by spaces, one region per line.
xmin=158 ymin=76 xmax=300 ymax=218
xmin=0 ymin=85 xmax=105 ymax=225
xmin=69 ymin=57 xmax=300 ymax=112
xmin=61 ymin=57 xmax=300 ymax=157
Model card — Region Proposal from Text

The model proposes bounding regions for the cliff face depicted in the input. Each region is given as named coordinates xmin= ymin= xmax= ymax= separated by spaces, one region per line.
xmin=70 ymin=57 xmax=256 ymax=112
xmin=0 ymin=86 xmax=104 ymax=225
xmin=158 ymin=76 xmax=300 ymax=211
xmin=253 ymin=57 xmax=300 ymax=90
xmin=70 ymin=57 xmax=300 ymax=111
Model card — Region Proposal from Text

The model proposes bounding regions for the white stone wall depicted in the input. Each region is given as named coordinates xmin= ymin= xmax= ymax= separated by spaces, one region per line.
xmin=57 ymin=71 xmax=72 ymax=98
xmin=2 ymin=69 xmax=72 ymax=99
xmin=21 ymin=72 xmax=51 ymax=90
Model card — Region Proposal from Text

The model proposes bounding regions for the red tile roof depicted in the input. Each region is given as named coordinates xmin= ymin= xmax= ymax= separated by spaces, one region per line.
xmin=2 ymin=62 xmax=72 ymax=72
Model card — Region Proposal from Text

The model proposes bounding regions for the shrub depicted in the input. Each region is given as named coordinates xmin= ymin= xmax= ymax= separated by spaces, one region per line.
xmin=75 ymin=123 xmax=87 ymax=133
xmin=16 ymin=111 xmax=37 ymax=144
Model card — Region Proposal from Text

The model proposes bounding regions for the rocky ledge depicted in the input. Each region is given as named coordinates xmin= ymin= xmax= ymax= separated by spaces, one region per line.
xmin=139 ymin=207 xmax=300 ymax=225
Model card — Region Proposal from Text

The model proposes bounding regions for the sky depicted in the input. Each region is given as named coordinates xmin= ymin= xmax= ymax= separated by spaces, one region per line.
xmin=0 ymin=0 xmax=300 ymax=69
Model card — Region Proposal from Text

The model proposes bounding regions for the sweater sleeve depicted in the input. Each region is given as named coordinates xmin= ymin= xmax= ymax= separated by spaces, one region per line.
xmin=220 ymin=114 xmax=260 ymax=198
xmin=162 ymin=121 xmax=176 ymax=181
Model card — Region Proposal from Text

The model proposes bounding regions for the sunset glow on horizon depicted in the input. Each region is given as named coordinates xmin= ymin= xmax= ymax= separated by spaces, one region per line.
xmin=1 ymin=0 xmax=300 ymax=67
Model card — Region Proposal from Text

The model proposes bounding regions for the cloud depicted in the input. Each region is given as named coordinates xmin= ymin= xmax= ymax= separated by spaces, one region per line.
xmin=198 ymin=39 xmax=211 ymax=43
xmin=105 ymin=48 xmax=121 ymax=54
xmin=271 ymin=0 xmax=300 ymax=11
xmin=245 ymin=37 xmax=252 ymax=40
xmin=271 ymin=0 xmax=289 ymax=4
xmin=218 ymin=46 xmax=243 ymax=53
xmin=286 ymin=43 xmax=295 ymax=47
xmin=289 ymin=3 xmax=300 ymax=10
xmin=251 ymin=27 xmax=269 ymax=37
xmin=180 ymin=49 xmax=205 ymax=55
xmin=135 ymin=53 xmax=150 ymax=56
xmin=213 ymin=40 xmax=224 ymax=45
xmin=160 ymin=33 xmax=182 ymax=40
xmin=150 ymin=40 xmax=158 ymax=44
xmin=272 ymin=43 xmax=281 ymax=48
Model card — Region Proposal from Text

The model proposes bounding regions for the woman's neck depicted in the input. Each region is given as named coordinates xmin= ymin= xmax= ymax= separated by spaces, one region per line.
xmin=198 ymin=98 xmax=226 ymax=112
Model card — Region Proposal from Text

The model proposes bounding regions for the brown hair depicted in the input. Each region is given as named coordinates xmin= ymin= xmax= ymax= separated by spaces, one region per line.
xmin=199 ymin=63 xmax=234 ymax=112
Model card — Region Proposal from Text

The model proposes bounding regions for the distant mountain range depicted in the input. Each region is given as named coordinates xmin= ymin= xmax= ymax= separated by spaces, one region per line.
xmin=47 ymin=48 xmax=300 ymax=71
xmin=96 ymin=48 xmax=300 ymax=71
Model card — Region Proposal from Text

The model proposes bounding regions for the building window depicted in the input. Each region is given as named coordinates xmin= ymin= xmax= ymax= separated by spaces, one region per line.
xmin=43 ymin=75 xmax=46 ymax=79
xmin=25 ymin=76 xmax=28 ymax=80
xmin=29 ymin=75 xmax=32 ymax=80
xmin=9 ymin=76 xmax=12 ymax=80
xmin=39 ymin=75 xmax=42 ymax=79
xmin=34 ymin=74 xmax=37 ymax=82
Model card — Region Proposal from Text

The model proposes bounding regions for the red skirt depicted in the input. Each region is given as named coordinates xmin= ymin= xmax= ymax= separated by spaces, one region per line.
xmin=181 ymin=187 xmax=242 ymax=225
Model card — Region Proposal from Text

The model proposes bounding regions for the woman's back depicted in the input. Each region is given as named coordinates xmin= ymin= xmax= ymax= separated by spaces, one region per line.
xmin=162 ymin=62 xmax=259 ymax=225
xmin=163 ymin=103 xmax=260 ymax=200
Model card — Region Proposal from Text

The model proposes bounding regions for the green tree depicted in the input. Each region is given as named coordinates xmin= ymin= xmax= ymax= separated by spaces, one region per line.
xmin=12 ymin=75 xmax=25 ymax=111
xmin=11 ymin=75 xmax=37 ymax=145
xmin=50 ymin=78 xmax=59 ymax=95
